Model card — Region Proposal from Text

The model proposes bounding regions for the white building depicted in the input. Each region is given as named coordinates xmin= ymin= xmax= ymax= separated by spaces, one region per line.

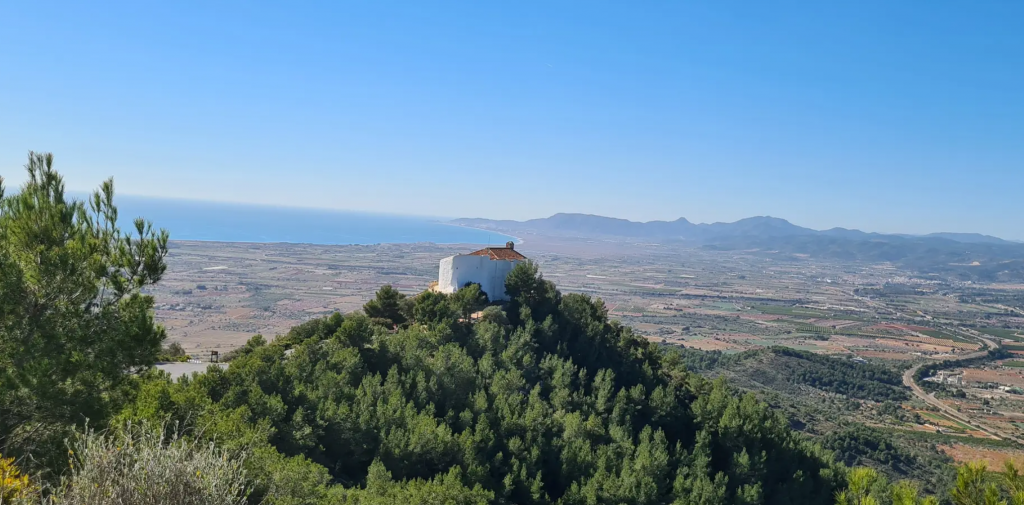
xmin=437 ymin=242 xmax=526 ymax=302
xmin=936 ymin=371 xmax=964 ymax=386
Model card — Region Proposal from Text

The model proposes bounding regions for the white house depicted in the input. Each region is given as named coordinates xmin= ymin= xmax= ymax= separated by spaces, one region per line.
xmin=437 ymin=242 xmax=526 ymax=302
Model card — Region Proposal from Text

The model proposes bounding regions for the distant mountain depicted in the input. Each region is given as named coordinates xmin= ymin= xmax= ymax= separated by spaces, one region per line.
xmin=451 ymin=213 xmax=1024 ymax=282
xmin=819 ymin=227 xmax=878 ymax=240
xmin=919 ymin=232 xmax=1014 ymax=245
xmin=703 ymin=216 xmax=815 ymax=238
xmin=455 ymin=213 xmax=817 ymax=241
xmin=453 ymin=213 xmax=1015 ymax=245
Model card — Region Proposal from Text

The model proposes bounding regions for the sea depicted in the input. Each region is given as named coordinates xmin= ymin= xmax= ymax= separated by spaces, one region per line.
xmin=108 ymin=195 xmax=516 ymax=246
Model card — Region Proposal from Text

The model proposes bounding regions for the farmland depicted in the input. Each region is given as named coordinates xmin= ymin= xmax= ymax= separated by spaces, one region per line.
xmin=150 ymin=235 xmax=1024 ymax=492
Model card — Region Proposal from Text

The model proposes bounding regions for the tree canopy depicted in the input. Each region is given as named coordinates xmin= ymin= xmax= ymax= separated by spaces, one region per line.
xmin=363 ymin=285 xmax=411 ymax=328
xmin=2 ymin=155 xmax=1010 ymax=504
xmin=119 ymin=261 xmax=844 ymax=504
xmin=0 ymin=152 xmax=168 ymax=466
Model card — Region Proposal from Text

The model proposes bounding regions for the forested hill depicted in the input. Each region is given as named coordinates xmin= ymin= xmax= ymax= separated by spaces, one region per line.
xmin=122 ymin=262 xmax=843 ymax=504
xmin=3 ymin=154 xmax=1012 ymax=505
xmin=662 ymin=346 xmax=964 ymax=495
xmin=670 ymin=346 xmax=908 ymax=402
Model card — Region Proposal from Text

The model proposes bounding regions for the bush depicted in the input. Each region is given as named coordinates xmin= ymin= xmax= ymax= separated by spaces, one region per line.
xmin=1 ymin=454 xmax=38 ymax=504
xmin=157 ymin=342 xmax=189 ymax=362
xmin=47 ymin=424 xmax=251 ymax=505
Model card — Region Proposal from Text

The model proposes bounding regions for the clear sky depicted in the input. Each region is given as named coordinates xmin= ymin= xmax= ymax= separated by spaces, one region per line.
xmin=1 ymin=1 xmax=1022 ymax=239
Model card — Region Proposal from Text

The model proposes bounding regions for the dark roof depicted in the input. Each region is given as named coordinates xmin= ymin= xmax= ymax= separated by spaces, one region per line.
xmin=467 ymin=246 xmax=526 ymax=261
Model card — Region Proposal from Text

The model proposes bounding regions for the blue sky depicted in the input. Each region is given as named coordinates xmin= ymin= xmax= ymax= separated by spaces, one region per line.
xmin=2 ymin=2 xmax=1022 ymax=239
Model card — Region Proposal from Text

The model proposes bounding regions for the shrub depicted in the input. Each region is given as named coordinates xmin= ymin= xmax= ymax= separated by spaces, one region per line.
xmin=0 ymin=454 xmax=38 ymax=504
xmin=47 ymin=424 xmax=250 ymax=505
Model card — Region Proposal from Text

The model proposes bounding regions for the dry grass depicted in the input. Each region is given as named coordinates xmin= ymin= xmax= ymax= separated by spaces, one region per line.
xmin=964 ymin=368 xmax=1024 ymax=388
xmin=939 ymin=444 xmax=1024 ymax=469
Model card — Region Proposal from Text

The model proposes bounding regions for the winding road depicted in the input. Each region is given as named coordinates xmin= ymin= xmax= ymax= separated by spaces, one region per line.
xmin=900 ymin=329 xmax=1024 ymax=444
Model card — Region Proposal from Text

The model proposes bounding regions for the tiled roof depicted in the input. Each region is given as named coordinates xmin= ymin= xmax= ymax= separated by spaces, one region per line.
xmin=468 ymin=247 xmax=526 ymax=261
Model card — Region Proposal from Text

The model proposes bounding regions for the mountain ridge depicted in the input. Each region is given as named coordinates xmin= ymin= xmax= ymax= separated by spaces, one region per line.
xmin=451 ymin=213 xmax=1024 ymax=282
xmin=452 ymin=213 xmax=1015 ymax=245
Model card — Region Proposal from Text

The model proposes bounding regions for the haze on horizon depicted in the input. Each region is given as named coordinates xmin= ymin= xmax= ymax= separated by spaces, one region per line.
xmin=1 ymin=2 xmax=1022 ymax=240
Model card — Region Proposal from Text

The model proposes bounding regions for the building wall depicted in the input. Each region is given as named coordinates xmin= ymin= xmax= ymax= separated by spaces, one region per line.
xmin=437 ymin=255 xmax=521 ymax=301
xmin=438 ymin=256 xmax=456 ymax=293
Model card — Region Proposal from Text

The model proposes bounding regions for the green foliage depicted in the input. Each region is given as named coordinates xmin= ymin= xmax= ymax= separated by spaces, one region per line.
xmin=363 ymin=285 xmax=410 ymax=328
xmin=820 ymin=424 xmax=956 ymax=494
xmin=451 ymin=283 xmax=488 ymax=320
xmin=0 ymin=152 xmax=168 ymax=471
xmin=117 ymin=265 xmax=844 ymax=504
xmin=662 ymin=346 xmax=742 ymax=373
xmin=275 ymin=312 xmax=345 ymax=349
xmin=915 ymin=329 xmax=971 ymax=344
xmin=663 ymin=345 xmax=965 ymax=493
xmin=166 ymin=342 xmax=187 ymax=357
xmin=910 ymin=460 xmax=1024 ymax=505
xmin=834 ymin=467 xmax=885 ymax=505
xmin=332 ymin=460 xmax=493 ymax=504
xmin=978 ymin=328 xmax=1024 ymax=342
xmin=221 ymin=334 xmax=269 ymax=362
xmin=413 ymin=290 xmax=457 ymax=326
xmin=666 ymin=346 xmax=907 ymax=402
xmin=834 ymin=467 xmax=938 ymax=505
xmin=768 ymin=347 xmax=907 ymax=401
xmin=823 ymin=426 xmax=919 ymax=475
xmin=950 ymin=462 xmax=998 ymax=505
xmin=504 ymin=261 xmax=560 ymax=327
xmin=158 ymin=342 xmax=189 ymax=362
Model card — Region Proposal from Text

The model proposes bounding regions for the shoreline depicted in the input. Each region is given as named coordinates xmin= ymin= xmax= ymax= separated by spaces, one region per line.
xmin=436 ymin=222 xmax=524 ymax=246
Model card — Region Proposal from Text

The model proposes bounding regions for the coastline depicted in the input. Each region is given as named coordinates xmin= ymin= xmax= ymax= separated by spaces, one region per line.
xmin=436 ymin=222 xmax=524 ymax=246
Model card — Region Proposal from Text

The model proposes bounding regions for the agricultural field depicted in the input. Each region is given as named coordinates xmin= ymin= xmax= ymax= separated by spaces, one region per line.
xmin=151 ymin=235 xmax=1024 ymax=493
xmin=154 ymin=237 xmax=1022 ymax=366
xmin=939 ymin=444 xmax=1024 ymax=468
xmin=980 ymin=327 xmax=1024 ymax=341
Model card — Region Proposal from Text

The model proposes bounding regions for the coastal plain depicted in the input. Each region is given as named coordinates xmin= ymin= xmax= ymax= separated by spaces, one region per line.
xmin=153 ymin=237 xmax=1018 ymax=360
xmin=151 ymin=235 xmax=1024 ymax=489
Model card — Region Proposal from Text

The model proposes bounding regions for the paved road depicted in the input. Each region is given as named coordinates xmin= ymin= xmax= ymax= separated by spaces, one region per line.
xmin=846 ymin=288 xmax=1020 ymax=443
xmin=900 ymin=329 xmax=1024 ymax=444
xmin=902 ymin=362 xmax=999 ymax=439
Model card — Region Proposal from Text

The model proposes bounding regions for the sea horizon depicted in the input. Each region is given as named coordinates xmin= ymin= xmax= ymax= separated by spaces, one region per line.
xmin=86 ymin=193 xmax=518 ymax=246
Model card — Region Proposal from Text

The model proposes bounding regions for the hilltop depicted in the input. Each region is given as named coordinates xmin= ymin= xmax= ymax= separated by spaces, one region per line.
xmin=116 ymin=267 xmax=845 ymax=504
